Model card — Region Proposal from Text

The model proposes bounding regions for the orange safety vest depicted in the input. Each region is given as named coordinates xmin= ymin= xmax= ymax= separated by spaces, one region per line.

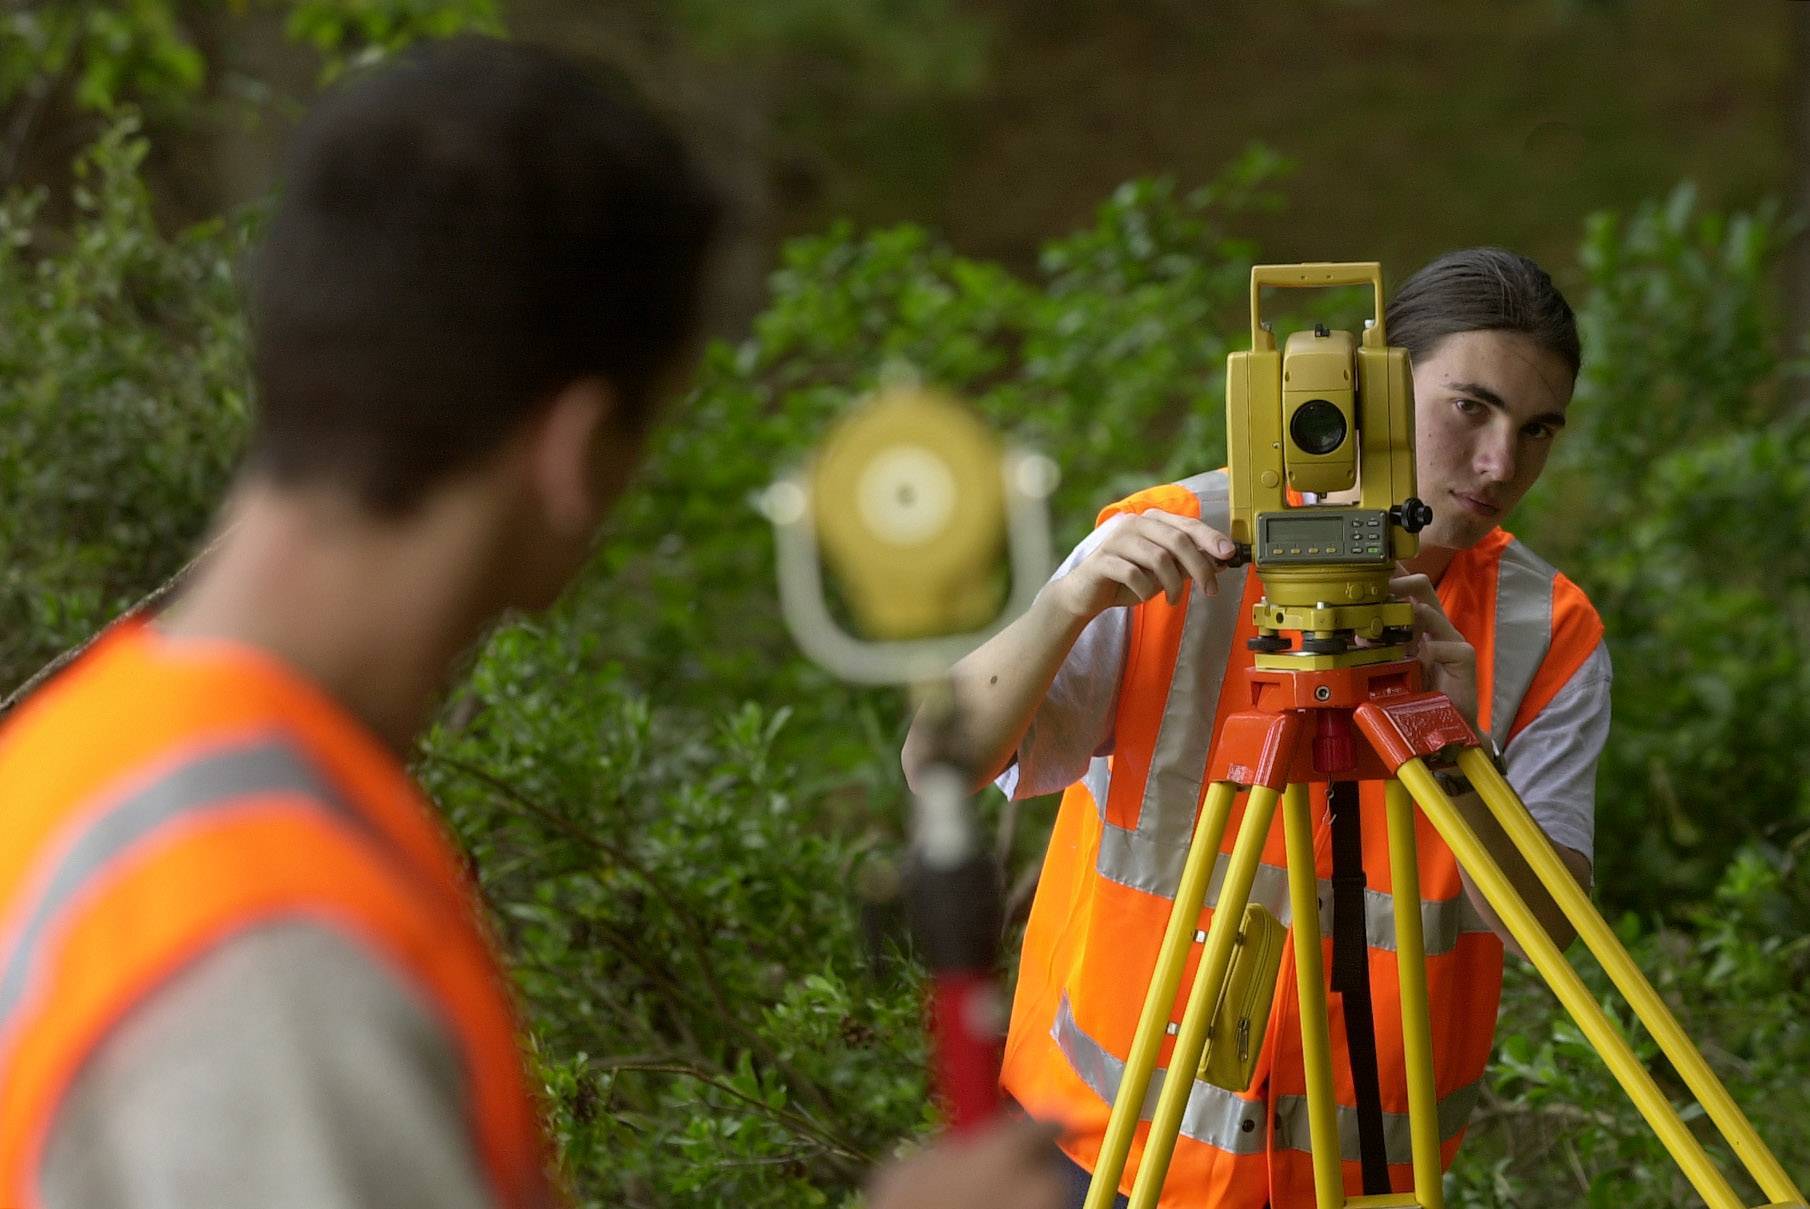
xmin=1001 ymin=471 xmax=1603 ymax=1206
xmin=0 ymin=619 xmax=555 ymax=1209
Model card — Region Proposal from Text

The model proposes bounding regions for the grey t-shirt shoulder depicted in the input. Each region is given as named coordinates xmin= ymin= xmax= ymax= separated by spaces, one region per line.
xmin=42 ymin=922 xmax=496 ymax=1209
xmin=997 ymin=520 xmax=1611 ymax=863
xmin=1500 ymin=640 xmax=1611 ymax=863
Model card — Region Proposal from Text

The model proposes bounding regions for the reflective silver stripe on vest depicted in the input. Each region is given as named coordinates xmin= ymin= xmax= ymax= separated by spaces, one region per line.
xmin=1488 ymin=539 xmax=1558 ymax=749
xmin=1082 ymin=756 xmax=1112 ymax=819
xmin=0 ymin=735 xmax=369 ymax=1029
xmin=1054 ymin=993 xmax=1481 ymax=1160
xmin=1095 ymin=470 xmax=1247 ymax=899
xmin=1208 ymin=850 xmax=1492 ymax=956
xmin=1053 ymin=992 xmax=1267 ymax=1155
xmin=1095 ymin=796 xmax=1487 ymax=956
xmin=1274 ymin=1077 xmax=1481 ymax=1163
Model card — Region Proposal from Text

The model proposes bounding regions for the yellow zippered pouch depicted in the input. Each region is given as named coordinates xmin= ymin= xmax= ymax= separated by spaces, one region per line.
xmin=1196 ymin=904 xmax=1286 ymax=1092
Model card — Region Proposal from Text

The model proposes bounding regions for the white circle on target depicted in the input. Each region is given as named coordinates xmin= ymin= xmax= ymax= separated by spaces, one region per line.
xmin=856 ymin=445 xmax=957 ymax=545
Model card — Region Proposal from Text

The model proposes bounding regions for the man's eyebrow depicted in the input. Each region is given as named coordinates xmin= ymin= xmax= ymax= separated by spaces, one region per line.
xmin=1448 ymin=379 xmax=1568 ymax=429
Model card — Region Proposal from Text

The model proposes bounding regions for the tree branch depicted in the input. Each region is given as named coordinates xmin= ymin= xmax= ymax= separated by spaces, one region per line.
xmin=592 ymin=1055 xmax=874 ymax=1173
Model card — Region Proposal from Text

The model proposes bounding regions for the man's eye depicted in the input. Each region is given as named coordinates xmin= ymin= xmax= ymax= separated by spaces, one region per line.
xmin=1524 ymin=422 xmax=1556 ymax=441
xmin=1454 ymin=397 xmax=1485 ymax=416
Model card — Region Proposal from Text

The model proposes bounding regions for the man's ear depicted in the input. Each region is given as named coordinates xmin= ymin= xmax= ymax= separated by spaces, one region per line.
xmin=526 ymin=378 xmax=615 ymax=535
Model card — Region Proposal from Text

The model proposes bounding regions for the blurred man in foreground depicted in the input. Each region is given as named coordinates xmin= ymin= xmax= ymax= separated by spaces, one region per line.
xmin=0 ymin=38 xmax=1061 ymax=1209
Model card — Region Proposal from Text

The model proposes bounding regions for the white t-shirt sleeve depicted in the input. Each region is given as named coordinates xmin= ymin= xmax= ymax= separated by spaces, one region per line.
xmin=1501 ymin=639 xmax=1612 ymax=867
xmin=995 ymin=518 xmax=1133 ymax=801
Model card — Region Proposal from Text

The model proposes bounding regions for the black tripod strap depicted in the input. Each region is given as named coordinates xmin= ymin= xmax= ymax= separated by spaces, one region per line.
xmin=1328 ymin=780 xmax=1390 ymax=1192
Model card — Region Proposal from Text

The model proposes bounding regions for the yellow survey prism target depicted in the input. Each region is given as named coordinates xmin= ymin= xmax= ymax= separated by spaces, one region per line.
xmin=812 ymin=387 xmax=1007 ymax=641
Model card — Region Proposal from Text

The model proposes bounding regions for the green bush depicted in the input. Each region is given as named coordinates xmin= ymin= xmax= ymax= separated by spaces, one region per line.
xmin=1518 ymin=186 xmax=1810 ymax=919
xmin=0 ymin=118 xmax=250 ymax=690
xmin=419 ymin=624 xmax=925 ymax=1205
xmin=1 ymin=0 xmax=503 ymax=116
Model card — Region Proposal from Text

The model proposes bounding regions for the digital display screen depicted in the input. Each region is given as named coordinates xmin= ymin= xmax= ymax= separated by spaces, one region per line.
xmin=1267 ymin=516 xmax=1346 ymax=547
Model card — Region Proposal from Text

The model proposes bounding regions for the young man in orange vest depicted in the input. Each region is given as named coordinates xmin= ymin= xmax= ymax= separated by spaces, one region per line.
xmin=0 ymin=38 xmax=1063 ymax=1209
xmin=904 ymin=249 xmax=1609 ymax=1205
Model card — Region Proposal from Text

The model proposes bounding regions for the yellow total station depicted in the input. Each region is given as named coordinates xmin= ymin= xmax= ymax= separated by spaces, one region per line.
xmin=1226 ymin=262 xmax=1431 ymax=660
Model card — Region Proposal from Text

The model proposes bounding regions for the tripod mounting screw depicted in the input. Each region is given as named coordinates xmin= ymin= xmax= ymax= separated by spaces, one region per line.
xmin=1390 ymin=497 xmax=1433 ymax=534
xmin=1314 ymin=685 xmax=1332 ymax=701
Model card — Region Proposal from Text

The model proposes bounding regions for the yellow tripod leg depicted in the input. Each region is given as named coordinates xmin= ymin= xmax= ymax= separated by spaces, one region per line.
xmin=1087 ymin=781 xmax=1240 ymax=1209
xmin=1281 ymin=782 xmax=1346 ymax=1208
xmin=1454 ymin=748 xmax=1806 ymax=1207
xmin=1127 ymin=783 xmax=1283 ymax=1209
xmin=1396 ymin=757 xmax=1751 ymax=1209
xmin=1383 ymin=780 xmax=1444 ymax=1209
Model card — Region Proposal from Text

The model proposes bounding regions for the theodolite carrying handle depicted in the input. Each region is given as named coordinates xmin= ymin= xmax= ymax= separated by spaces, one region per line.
xmin=1248 ymin=262 xmax=1386 ymax=347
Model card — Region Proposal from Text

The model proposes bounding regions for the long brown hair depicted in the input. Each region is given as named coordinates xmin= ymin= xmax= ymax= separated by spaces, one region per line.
xmin=1385 ymin=247 xmax=1580 ymax=381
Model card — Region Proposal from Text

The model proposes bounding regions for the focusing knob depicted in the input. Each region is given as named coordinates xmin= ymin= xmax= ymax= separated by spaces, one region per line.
xmin=1391 ymin=497 xmax=1433 ymax=534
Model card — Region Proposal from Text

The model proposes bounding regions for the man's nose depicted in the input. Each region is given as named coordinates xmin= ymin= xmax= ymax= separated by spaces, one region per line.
xmin=1475 ymin=426 xmax=1517 ymax=484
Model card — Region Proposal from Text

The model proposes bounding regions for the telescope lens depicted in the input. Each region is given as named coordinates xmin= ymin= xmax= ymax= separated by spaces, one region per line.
xmin=1290 ymin=399 xmax=1347 ymax=455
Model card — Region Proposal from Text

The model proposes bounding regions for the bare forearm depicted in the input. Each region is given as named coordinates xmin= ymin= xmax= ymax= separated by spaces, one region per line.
xmin=1448 ymin=787 xmax=1591 ymax=957
xmin=902 ymin=507 xmax=1237 ymax=795
xmin=902 ymin=587 xmax=1093 ymax=794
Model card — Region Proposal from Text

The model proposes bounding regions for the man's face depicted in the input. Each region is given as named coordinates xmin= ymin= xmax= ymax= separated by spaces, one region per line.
xmin=1410 ymin=329 xmax=1574 ymax=551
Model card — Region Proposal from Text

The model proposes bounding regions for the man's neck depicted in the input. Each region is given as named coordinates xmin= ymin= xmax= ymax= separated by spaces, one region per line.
xmin=156 ymin=484 xmax=500 ymax=754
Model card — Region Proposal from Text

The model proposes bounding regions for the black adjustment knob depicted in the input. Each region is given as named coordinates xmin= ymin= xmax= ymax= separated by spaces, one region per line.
xmin=1223 ymin=543 xmax=1252 ymax=569
xmin=1391 ymin=497 xmax=1433 ymax=534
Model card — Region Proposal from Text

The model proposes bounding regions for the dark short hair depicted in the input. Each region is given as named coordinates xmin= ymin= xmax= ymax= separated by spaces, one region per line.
xmin=1385 ymin=247 xmax=1581 ymax=382
xmin=246 ymin=37 xmax=722 ymax=514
